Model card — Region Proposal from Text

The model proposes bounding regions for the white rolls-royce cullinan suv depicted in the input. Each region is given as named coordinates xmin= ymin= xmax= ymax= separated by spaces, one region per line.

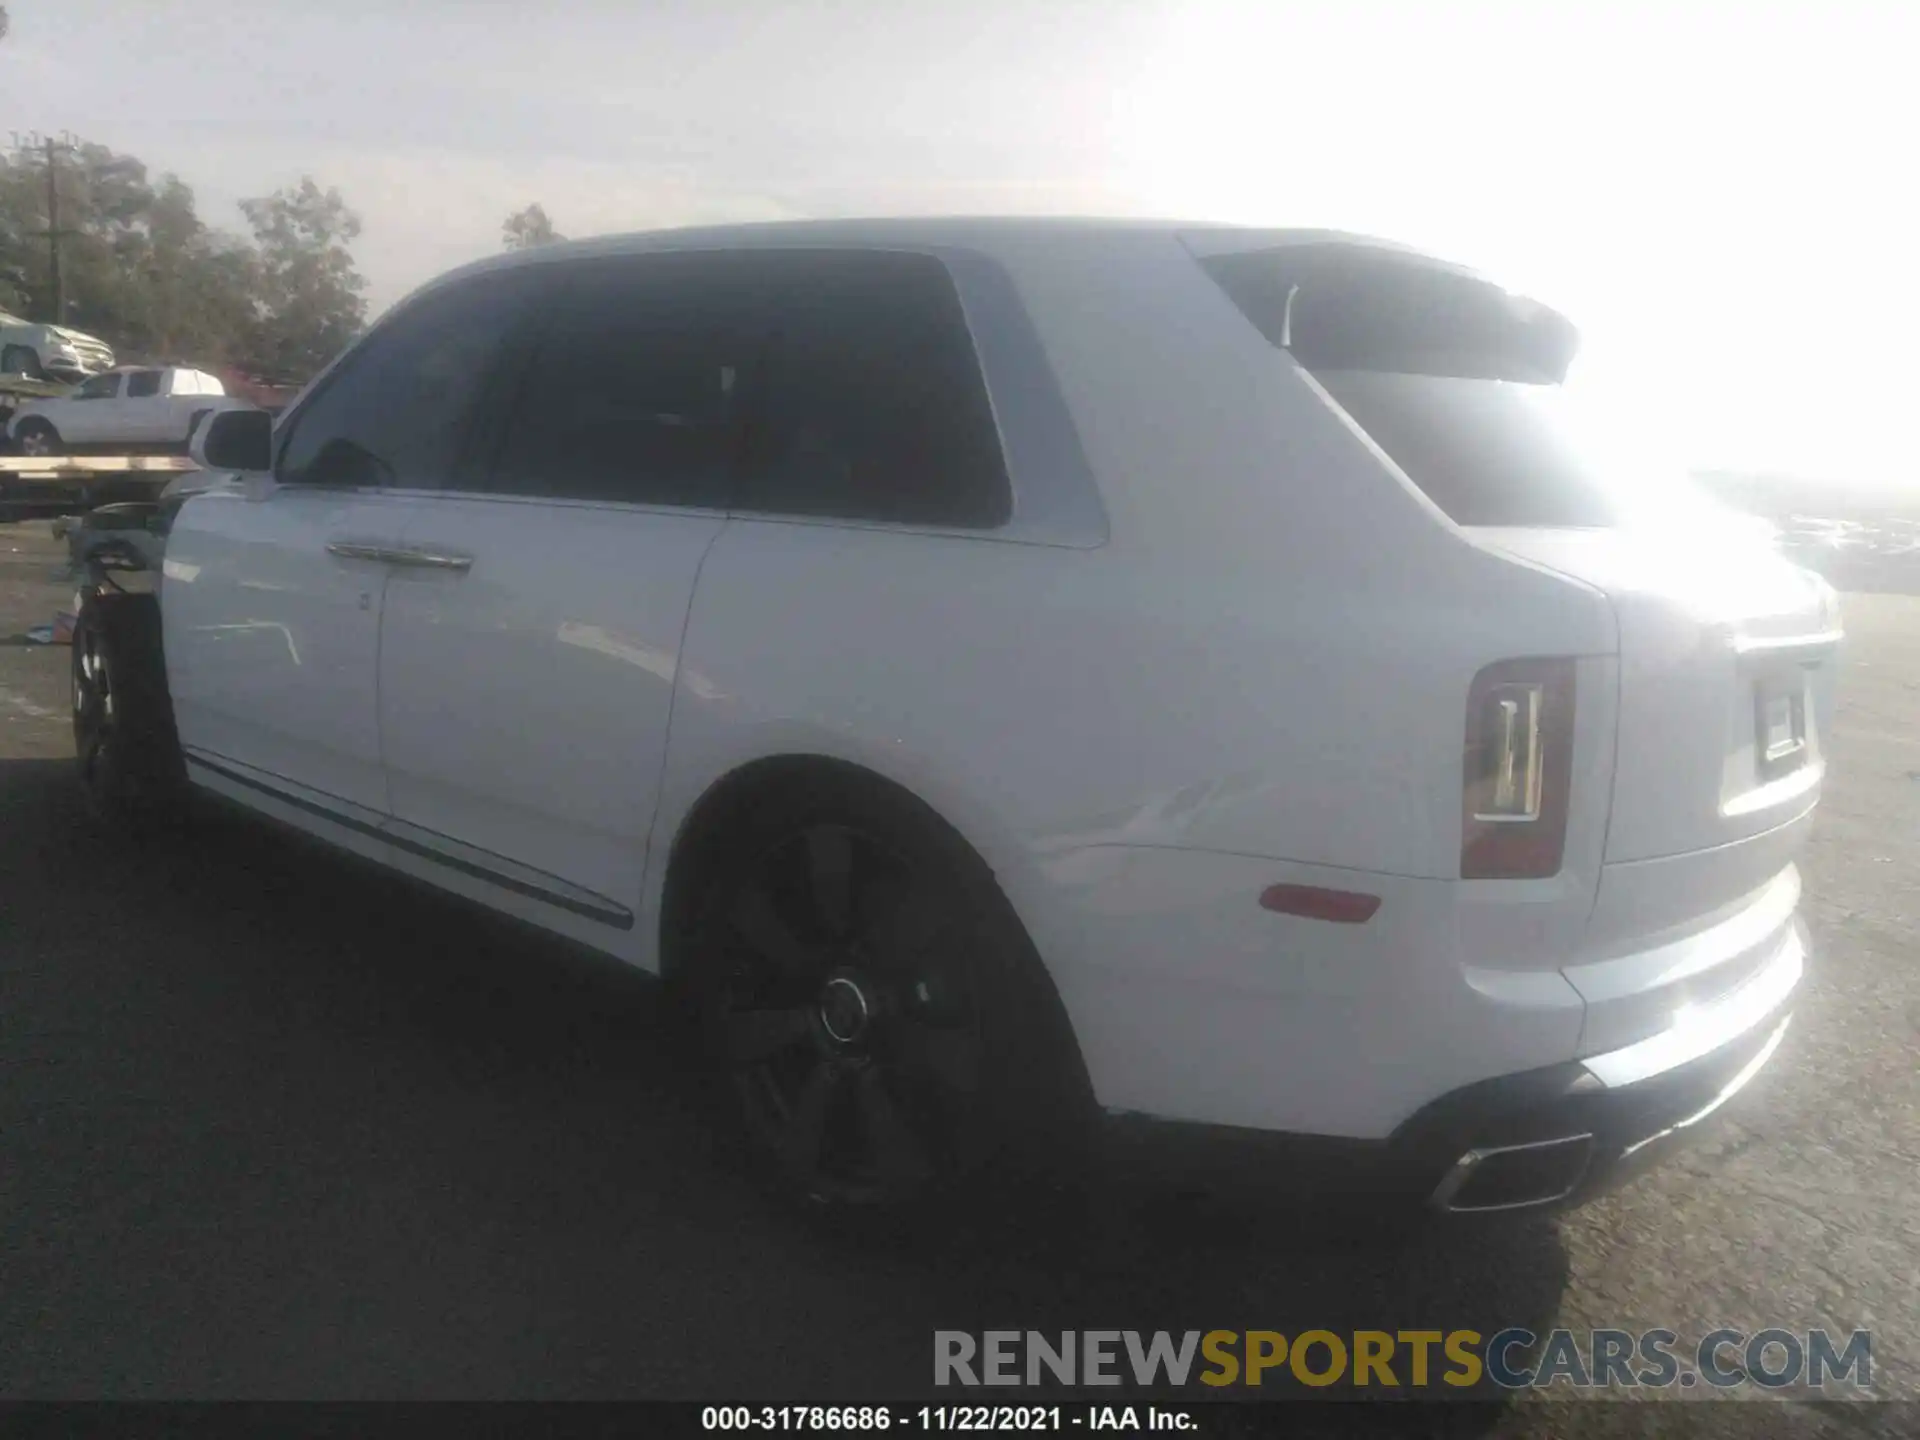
xmin=69 ymin=219 xmax=1839 ymax=1217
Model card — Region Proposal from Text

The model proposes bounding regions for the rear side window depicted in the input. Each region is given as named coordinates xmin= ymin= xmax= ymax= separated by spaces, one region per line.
xmin=1202 ymin=248 xmax=1648 ymax=528
xmin=737 ymin=251 xmax=1011 ymax=530
xmin=277 ymin=270 xmax=542 ymax=490
xmin=488 ymin=253 xmax=764 ymax=508
xmin=1312 ymin=372 xmax=1628 ymax=528
xmin=125 ymin=370 xmax=161 ymax=398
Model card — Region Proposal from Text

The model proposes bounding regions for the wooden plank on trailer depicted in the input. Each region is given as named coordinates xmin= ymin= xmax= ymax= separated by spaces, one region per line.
xmin=0 ymin=456 xmax=198 ymax=473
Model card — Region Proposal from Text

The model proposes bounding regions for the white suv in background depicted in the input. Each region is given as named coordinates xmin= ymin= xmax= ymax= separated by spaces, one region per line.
xmin=78 ymin=220 xmax=1839 ymax=1217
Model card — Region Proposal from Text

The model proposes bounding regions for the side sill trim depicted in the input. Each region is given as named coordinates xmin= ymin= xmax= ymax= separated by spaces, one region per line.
xmin=183 ymin=749 xmax=635 ymax=930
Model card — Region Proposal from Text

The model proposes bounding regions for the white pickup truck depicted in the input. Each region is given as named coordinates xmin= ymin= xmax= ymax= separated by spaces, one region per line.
xmin=6 ymin=366 xmax=242 ymax=456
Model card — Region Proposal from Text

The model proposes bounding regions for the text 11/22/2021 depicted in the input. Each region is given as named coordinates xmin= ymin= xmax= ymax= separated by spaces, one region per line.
xmin=702 ymin=1406 xmax=1198 ymax=1432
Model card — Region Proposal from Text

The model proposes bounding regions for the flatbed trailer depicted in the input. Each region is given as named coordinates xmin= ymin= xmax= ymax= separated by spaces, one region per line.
xmin=0 ymin=455 xmax=196 ymax=514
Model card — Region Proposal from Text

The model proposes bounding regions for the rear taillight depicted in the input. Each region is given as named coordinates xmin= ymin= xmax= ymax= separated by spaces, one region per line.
xmin=1461 ymin=657 xmax=1576 ymax=879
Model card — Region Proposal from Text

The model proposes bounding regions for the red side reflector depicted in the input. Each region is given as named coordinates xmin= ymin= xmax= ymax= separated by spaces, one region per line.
xmin=1259 ymin=884 xmax=1381 ymax=924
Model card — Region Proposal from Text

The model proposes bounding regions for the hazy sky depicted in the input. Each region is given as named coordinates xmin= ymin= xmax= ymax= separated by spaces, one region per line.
xmin=4 ymin=0 xmax=1915 ymax=488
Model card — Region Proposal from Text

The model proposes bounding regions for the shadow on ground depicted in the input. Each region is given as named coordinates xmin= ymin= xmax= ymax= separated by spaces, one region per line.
xmin=0 ymin=756 xmax=1568 ymax=1413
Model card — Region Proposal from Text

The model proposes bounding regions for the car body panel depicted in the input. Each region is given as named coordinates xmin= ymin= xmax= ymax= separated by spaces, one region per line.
xmin=163 ymin=481 xmax=414 ymax=816
xmin=152 ymin=218 xmax=1830 ymax=1156
xmin=375 ymin=489 xmax=726 ymax=933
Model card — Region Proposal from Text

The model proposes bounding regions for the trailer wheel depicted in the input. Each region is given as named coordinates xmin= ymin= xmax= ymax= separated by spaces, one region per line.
xmin=71 ymin=589 xmax=187 ymax=831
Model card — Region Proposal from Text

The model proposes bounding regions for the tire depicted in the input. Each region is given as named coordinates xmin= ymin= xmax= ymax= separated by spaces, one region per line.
xmin=14 ymin=417 xmax=59 ymax=458
xmin=1 ymin=345 xmax=43 ymax=379
xmin=71 ymin=589 xmax=188 ymax=832
xmin=672 ymin=767 xmax=1094 ymax=1217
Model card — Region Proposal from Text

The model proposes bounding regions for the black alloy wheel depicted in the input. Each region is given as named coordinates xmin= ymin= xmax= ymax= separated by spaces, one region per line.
xmin=71 ymin=601 xmax=124 ymax=821
xmin=695 ymin=818 xmax=993 ymax=1209
xmin=69 ymin=591 xmax=183 ymax=830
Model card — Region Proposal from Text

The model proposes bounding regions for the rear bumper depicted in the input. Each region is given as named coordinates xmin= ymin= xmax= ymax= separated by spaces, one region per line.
xmin=1099 ymin=922 xmax=1802 ymax=1216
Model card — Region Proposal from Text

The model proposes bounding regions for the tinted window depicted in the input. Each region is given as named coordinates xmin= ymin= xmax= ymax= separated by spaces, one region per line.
xmin=1200 ymin=248 xmax=1672 ymax=528
xmin=277 ymin=271 xmax=540 ymax=489
xmin=489 ymin=253 xmax=763 ymax=507
xmin=738 ymin=251 xmax=1011 ymax=529
xmin=125 ymin=370 xmax=161 ymax=398
xmin=1314 ymin=372 xmax=1638 ymax=528
xmin=76 ymin=373 xmax=121 ymax=400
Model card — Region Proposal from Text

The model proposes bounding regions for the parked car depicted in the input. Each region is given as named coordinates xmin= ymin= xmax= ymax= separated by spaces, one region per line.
xmin=70 ymin=219 xmax=1839 ymax=1219
xmin=0 ymin=312 xmax=115 ymax=383
xmin=7 ymin=365 xmax=242 ymax=456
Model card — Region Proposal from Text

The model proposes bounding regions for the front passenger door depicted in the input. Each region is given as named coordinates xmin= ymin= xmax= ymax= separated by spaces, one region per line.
xmin=60 ymin=370 xmax=122 ymax=444
xmin=164 ymin=273 xmax=538 ymax=827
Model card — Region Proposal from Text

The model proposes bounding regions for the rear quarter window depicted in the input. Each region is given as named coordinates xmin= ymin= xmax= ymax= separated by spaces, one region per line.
xmin=1202 ymin=247 xmax=1661 ymax=529
xmin=736 ymin=250 xmax=1013 ymax=531
xmin=1312 ymin=370 xmax=1630 ymax=528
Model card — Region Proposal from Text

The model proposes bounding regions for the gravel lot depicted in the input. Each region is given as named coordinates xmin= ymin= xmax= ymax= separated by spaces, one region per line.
xmin=2 ymin=516 xmax=1914 ymax=1432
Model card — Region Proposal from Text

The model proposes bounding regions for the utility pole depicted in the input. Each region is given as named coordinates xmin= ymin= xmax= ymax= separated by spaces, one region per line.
xmin=8 ymin=130 xmax=80 ymax=325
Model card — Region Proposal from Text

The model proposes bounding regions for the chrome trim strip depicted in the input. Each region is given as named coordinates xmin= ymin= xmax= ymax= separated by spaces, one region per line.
xmin=1620 ymin=1016 xmax=1792 ymax=1160
xmin=184 ymin=747 xmax=389 ymax=834
xmin=379 ymin=815 xmax=630 ymax=927
xmin=384 ymin=549 xmax=474 ymax=571
xmin=325 ymin=540 xmax=400 ymax=563
xmin=1732 ymin=629 xmax=1844 ymax=658
xmin=183 ymin=748 xmax=633 ymax=929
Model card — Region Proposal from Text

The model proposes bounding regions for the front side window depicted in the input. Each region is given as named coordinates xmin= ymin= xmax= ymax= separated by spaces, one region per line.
xmin=76 ymin=373 xmax=121 ymax=400
xmin=736 ymin=251 xmax=1012 ymax=530
xmin=277 ymin=269 xmax=543 ymax=489
xmin=125 ymin=370 xmax=162 ymax=398
xmin=488 ymin=252 xmax=766 ymax=508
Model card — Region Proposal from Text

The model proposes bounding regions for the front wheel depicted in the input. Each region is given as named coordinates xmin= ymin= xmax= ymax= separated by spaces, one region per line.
xmin=680 ymin=774 xmax=1093 ymax=1215
xmin=71 ymin=590 xmax=186 ymax=831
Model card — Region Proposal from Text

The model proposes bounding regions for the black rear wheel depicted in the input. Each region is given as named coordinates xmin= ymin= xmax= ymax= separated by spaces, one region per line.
xmin=680 ymin=774 xmax=1091 ymax=1213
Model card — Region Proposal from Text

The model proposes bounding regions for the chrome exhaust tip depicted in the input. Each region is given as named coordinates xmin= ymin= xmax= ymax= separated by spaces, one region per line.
xmin=1430 ymin=1133 xmax=1595 ymax=1213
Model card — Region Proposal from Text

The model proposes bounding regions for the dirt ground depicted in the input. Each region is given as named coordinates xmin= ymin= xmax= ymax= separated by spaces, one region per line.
xmin=1 ymin=515 xmax=1915 ymax=1431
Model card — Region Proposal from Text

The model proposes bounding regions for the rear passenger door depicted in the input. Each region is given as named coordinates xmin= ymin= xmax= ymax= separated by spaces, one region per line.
xmin=375 ymin=251 xmax=765 ymax=942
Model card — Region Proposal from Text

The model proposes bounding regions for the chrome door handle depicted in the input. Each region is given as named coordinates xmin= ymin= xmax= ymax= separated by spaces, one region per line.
xmin=326 ymin=540 xmax=398 ymax=563
xmin=385 ymin=548 xmax=474 ymax=572
xmin=326 ymin=541 xmax=472 ymax=571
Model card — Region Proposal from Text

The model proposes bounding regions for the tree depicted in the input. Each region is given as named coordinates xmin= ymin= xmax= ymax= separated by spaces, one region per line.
xmin=503 ymin=202 xmax=562 ymax=250
xmin=0 ymin=141 xmax=258 ymax=362
xmin=0 ymin=139 xmax=368 ymax=383
xmin=241 ymin=177 xmax=368 ymax=379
